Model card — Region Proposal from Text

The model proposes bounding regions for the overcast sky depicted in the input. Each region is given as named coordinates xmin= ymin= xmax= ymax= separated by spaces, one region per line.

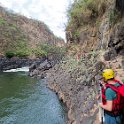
xmin=0 ymin=0 xmax=73 ymax=40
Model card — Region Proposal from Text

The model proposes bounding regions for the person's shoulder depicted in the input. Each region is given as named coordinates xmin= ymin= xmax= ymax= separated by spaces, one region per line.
xmin=114 ymin=82 xmax=121 ymax=86
xmin=105 ymin=87 xmax=117 ymax=100
xmin=106 ymin=87 xmax=116 ymax=94
xmin=106 ymin=87 xmax=112 ymax=92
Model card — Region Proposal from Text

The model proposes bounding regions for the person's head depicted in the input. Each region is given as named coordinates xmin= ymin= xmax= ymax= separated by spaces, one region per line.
xmin=102 ymin=69 xmax=115 ymax=82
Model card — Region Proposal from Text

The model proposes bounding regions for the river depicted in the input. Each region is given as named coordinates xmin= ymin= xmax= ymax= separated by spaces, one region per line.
xmin=0 ymin=69 xmax=67 ymax=124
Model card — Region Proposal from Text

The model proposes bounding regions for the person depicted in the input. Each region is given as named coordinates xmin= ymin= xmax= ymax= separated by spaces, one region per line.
xmin=99 ymin=69 xmax=124 ymax=124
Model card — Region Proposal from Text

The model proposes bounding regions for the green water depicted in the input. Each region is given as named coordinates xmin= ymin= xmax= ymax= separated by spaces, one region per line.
xmin=0 ymin=72 xmax=67 ymax=124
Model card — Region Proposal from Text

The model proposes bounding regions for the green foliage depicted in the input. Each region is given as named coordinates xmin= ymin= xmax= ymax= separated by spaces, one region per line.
xmin=5 ymin=51 xmax=15 ymax=58
xmin=5 ymin=48 xmax=29 ymax=58
xmin=74 ymin=31 xmax=80 ymax=39
xmin=15 ymin=51 xmax=29 ymax=57
xmin=122 ymin=79 xmax=124 ymax=84
xmin=15 ymin=39 xmax=30 ymax=57
xmin=5 ymin=42 xmax=65 ymax=58
xmin=0 ymin=18 xmax=6 ymax=25
xmin=109 ymin=9 xmax=119 ymax=26
xmin=0 ymin=7 xmax=64 ymax=59
xmin=32 ymin=44 xmax=66 ymax=58
xmin=29 ymin=44 xmax=65 ymax=57
xmin=31 ymin=47 xmax=48 ymax=57
xmin=67 ymin=0 xmax=98 ymax=26
xmin=9 ymin=23 xmax=17 ymax=30
xmin=67 ymin=0 xmax=107 ymax=29
xmin=5 ymin=38 xmax=29 ymax=58
xmin=40 ymin=44 xmax=58 ymax=54
xmin=15 ymin=42 xmax=29 ymax=57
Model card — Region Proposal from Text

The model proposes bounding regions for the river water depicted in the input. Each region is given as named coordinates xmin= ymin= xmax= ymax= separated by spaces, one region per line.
xmin=0 ymin=70 xmax=67 ymax=124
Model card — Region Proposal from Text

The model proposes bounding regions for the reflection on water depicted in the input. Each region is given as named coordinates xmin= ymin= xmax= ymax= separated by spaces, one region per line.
xmin=0 ymin=72 xmax=67 ymax=124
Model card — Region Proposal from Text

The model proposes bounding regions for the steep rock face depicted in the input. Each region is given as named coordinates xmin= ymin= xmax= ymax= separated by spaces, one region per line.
xmin=47 ymin=53 xmax=106 ymax=124
xmin=108 ymin=20 xmax=124 ymax=55
xmin=116 ymin=0 xmax=124 ymax=15
xmin=65 ymin=0 xmax=124 ymax=52
xmin=0 ymin=6 xmax=65 ymax=54
xmin=97 ymin=16 xmax=110 ymax=50
xmin=66 ymin=26 xmax=98 ymax=52
xmin=100 ymin=19 xmax=124 ymax=61
xmin=49 ymin=0 xmax=124 ymax=124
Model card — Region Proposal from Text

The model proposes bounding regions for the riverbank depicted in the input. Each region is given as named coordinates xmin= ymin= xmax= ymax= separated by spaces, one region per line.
xmin=2 ymin=52 xmax=123 ymax=124
xmin=28 ymin=51 xmax=105 ymax=124
xmin=46 ymin=53 xmax=105 ymax=124
xmin=0 ymin=56 xmax=47 ymax=72
xmin=46 ymin=53 xmax=124 ymax=124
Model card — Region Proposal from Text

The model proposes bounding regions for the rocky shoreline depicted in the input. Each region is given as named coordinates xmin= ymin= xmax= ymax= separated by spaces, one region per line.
xmin=29 ymin=52 xmax=106 ymax=124
xmin=0 ymin=54 xmax=105 ymax=124
xmin=0 ymin=57 xmax=37 ymax=71
xmin=2 ymin=53 xmax=122 ymax=124
xmin=46 ymin=63 xmax=100 ymax=124
xmin=45 ymin=53 xmax=124 ymax=124
xmin=1 ymin=52 xmax=123 ymax=124
xmin=0 ymin=56 xmax=53 ymax=72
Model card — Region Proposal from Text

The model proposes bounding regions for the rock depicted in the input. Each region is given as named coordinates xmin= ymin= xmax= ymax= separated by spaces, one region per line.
xmin=121 ymin=59 xmax=124 ymax=67
xmin=108 ymin=22 xmax=124 ymax=55
xmin=29 ymin=63 xmax=37 ymax=71
xmin=94 ymin=61 xmax=105 ymax=71
xmin=98 ymin=18 xmax=110 ymax=49
xmin=103 ymin=49 xmax=117 ymax=61
xmin=0 ymin=57 xmax=38 ymax=71
xmin=68 ymin=109 xmax=75 ymax=122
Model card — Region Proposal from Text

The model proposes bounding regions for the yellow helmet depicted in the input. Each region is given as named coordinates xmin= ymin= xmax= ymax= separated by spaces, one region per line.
xmin=102 ymin=69 xmax=115 ymax=80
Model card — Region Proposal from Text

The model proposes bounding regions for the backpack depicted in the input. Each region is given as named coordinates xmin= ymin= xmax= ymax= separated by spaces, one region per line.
xmin=102 ymin=80 xmax=124 ymax=115
xmin=106 ymin=80 xmax=124 ymax=97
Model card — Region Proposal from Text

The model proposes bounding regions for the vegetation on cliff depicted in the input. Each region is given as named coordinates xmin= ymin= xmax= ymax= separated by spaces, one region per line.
xmin=67 ymin=0 xmax=106 ymax=26
xmin=66 ymin=0 xmax=124 ymax=50
xmin=0 ymin=6 xmax=65 ymax=58
xmin=45 ymin=0 xmax=124 ymax=123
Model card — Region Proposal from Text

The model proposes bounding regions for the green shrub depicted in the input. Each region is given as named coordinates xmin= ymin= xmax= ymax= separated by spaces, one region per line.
xmin=32 ymin=48 xmax=48 ymax=57
xmin=67 ymin=0 xmax=98 ymax=25
xmin=122 ymin=79 xmax=124 ymax=84
xmin=14 ymin=39 xmax=30 ymax=57
xmin=33 ymin=43 xmax=66 ymax=59
xmin=67 ymin=0 xmax=107 ymax=29
xmin=15 ymin=51 xmax=29 ymax=57
xmin=109 ymin=9 xmax=119 ymax=26
xmin=74 ymin=31 xmax=80 ymax=38
xmin=9 ymin=23 xmax=17 ymax=30
xmin=0 ymin=18 xmax=6 ymax=25
xmin=5 ymin=51 xmax=15 ymax=58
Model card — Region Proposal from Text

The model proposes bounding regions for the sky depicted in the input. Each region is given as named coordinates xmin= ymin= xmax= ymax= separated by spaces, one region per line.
xmin=0 ymin=0 xmax=73 ymax=40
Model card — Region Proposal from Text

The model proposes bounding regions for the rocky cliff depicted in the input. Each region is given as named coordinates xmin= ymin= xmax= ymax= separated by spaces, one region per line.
xmin=5 ymin=0 xmax=123 ymax=123
xmin=45 ymin=0 xmax=124 ymax=124
xmin=0 ymin=6 xmax=65 ymax=56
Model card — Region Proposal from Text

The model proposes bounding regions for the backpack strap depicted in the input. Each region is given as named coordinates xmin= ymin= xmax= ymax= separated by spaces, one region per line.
xmin=114 ymin=79 xmax=123 ymax=85
xmin=105 ymin=80 xmax=122 ymax=92
xmin=105 ymin=84 xmax=118 ymax=93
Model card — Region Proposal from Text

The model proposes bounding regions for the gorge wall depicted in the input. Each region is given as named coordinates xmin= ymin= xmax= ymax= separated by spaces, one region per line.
xmin=1 ymin=1 xmax=124 ymax=124
xmin=0 ymin=6 xmax=65 ymax=71
xmin=0 ymin=6 xmax=64 ymax=56
xmin=46 ymin=0 xmax=124 ymax=124
xmin=29 ymin=0 xmax=124 ymax=123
